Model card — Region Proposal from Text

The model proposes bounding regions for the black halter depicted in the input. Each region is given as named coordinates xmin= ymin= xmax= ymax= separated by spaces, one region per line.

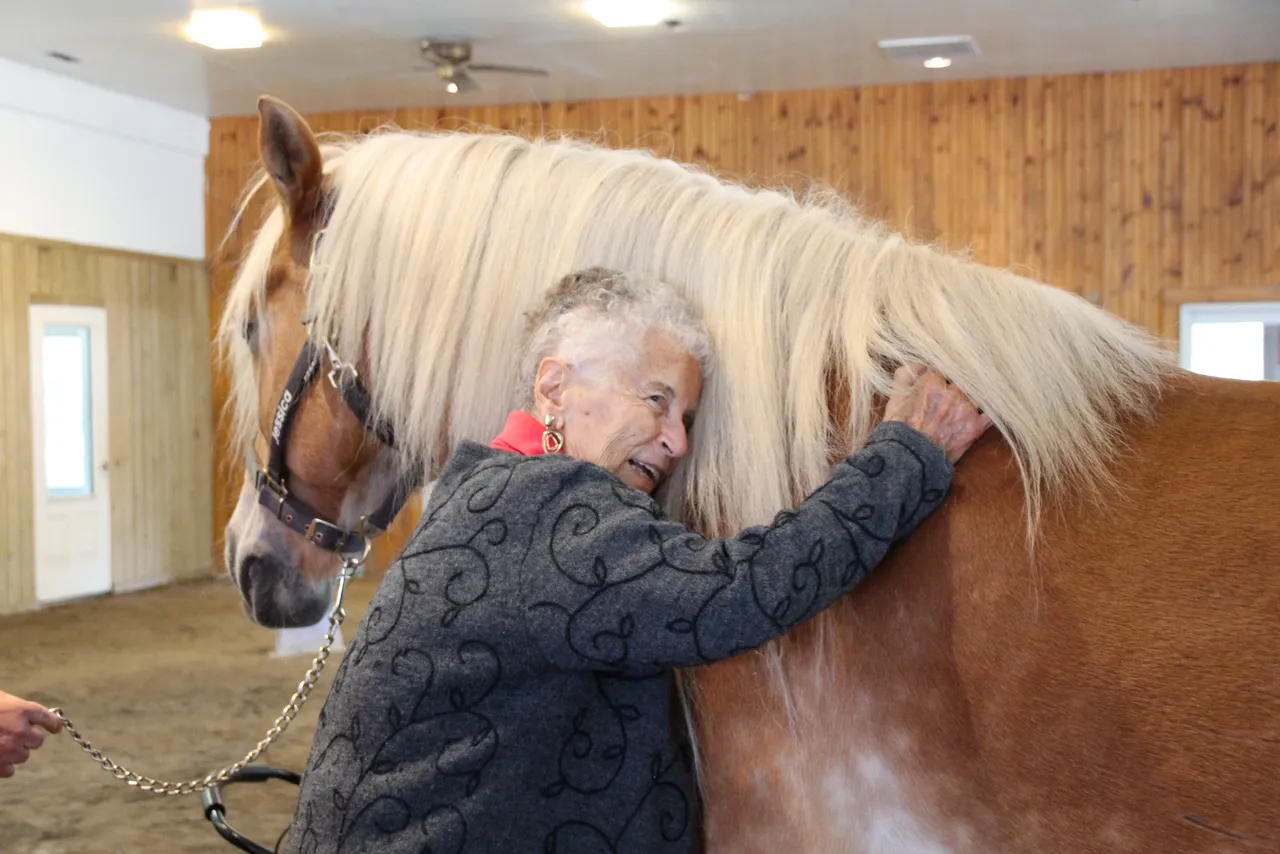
xmin=254 ymin=337 xmax=421 ymax=559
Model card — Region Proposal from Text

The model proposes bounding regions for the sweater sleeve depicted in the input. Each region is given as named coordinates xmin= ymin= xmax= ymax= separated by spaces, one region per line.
xmin=518 ymin=421 xmax=954 ymax=675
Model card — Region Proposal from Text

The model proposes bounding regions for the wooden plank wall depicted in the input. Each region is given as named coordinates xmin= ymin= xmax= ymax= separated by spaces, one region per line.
xmin=206 ymin=62 xmax=1280 ymax=566
xmin=0 ymin=234 xmax=214 ymax=615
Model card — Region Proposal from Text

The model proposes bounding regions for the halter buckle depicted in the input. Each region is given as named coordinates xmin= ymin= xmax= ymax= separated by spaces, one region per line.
xmin=256 ymin=469 xmax=286 ymax=494
xmin=304 ymin=517 xmax=353 ymax=551
xmin=255 ymin=470 xmax=289 ymax=517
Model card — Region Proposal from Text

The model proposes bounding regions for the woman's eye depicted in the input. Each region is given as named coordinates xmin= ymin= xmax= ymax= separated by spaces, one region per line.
xmin=648 ymin=394 xmax=666 ymax=408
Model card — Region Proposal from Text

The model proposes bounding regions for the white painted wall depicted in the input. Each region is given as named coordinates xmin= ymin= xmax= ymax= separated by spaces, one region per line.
xmin=0 ymin=58 xmax=208 ymax=260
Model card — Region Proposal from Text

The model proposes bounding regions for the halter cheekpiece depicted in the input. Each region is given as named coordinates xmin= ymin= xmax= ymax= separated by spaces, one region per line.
xmin=254 ymin=335 xmax=421 ymax=559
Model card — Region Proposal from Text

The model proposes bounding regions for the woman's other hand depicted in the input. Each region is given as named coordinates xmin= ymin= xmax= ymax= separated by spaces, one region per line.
xmin=883 ymin=365 xmax=993 ymax=465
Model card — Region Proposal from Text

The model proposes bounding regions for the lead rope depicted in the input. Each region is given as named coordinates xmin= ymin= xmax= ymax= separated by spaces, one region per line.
xmin=49 ymin=548 xmax=367 ymax=796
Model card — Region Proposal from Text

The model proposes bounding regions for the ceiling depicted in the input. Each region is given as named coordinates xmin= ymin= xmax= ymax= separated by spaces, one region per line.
xmin=1 ymin=0 xmax=1277 ymax=118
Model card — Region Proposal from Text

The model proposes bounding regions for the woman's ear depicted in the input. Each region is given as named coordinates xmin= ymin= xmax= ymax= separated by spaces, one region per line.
xmin=533 ymin=357 xmax=570 ymax=423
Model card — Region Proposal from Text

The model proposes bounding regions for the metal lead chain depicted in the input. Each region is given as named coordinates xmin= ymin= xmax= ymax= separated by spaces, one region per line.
xmin=51 ymin=565 xmax=360 ymax=796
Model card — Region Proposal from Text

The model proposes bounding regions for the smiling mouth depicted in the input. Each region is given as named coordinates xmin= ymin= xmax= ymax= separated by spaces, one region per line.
xmin=628 ymin=459 xmax=661 ymax=486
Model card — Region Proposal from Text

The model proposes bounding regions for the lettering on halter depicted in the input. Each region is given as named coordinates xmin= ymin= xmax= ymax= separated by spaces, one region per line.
xmin=271 ymin=389 xmax=294 ymax=442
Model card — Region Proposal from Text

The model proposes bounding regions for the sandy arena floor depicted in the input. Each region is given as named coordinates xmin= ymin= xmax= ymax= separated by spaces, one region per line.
xmin=0 ymin=573 xmax=382 ymax=853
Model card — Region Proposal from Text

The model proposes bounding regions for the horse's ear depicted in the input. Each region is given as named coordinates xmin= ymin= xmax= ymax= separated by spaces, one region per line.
xmin=257 ymin=95 xmax=323 ymax=226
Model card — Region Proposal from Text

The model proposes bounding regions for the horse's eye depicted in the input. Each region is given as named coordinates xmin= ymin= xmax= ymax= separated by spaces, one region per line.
xmin=244 ymin=317 xmax=259 ymax=349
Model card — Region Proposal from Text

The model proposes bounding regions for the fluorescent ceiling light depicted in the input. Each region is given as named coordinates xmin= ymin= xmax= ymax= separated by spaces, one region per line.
xmin=584 ymin=0 xmax=673 ymax=28
xmin=923 ymin=56 xmax=952 ymax=69
xmin=184 ymin=8 xmax=266 ymax=50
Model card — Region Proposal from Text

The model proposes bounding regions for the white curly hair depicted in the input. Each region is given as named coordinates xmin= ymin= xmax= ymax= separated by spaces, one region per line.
xmin=517 ymin=266 xmax=715 ymax=407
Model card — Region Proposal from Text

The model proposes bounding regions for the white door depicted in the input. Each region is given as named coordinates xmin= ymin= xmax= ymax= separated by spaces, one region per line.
xmin=28 ymin=304 xmax=111 ymax=604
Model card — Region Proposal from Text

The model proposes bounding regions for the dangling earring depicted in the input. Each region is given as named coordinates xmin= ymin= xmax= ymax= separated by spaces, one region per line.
xmin=541 ymin=414 xmax=565 ymax=455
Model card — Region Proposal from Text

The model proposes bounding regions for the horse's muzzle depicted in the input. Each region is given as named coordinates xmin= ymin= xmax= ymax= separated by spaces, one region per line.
xmin=237 ymin=552 xmax=329 ymax=629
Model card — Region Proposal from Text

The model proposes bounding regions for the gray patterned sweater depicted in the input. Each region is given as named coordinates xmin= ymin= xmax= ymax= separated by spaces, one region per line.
xmin=282 ymin=421 xmax=953 ymax=854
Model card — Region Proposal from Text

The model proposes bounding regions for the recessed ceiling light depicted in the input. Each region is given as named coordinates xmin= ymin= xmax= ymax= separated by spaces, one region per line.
xmin=583 ymin=0 xmax=674 ymax=28
xmin=183 ymin=8 xmax=266 ymax=50
xmin=446 ymin=81 xmax=459 ymax=94
xmin=923 ymin=56 xmax=952 ymax=69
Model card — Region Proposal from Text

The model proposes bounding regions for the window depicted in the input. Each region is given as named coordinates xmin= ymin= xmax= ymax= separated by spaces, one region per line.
xmin=1179 ymin=302 xmax=1280 ymax=382
xmin=41 ymin=324 xmax=95 ymax=498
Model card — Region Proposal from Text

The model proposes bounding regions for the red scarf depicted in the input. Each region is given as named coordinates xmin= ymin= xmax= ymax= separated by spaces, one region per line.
xmin=490 ymin=411 xmax=547 ymax=456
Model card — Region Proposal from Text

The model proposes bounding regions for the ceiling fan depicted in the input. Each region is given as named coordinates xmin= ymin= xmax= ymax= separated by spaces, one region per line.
xmin=419 ymin=39 xmax=549 ymax=93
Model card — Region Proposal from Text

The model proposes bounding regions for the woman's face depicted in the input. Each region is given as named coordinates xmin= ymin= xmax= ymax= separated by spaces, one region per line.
xmin=540 ymin=330 xmax=703 ymax=493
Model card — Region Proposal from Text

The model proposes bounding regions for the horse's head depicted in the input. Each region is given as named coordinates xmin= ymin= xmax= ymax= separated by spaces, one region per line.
xmin=220 ymin=96 xmax=414 ymax=628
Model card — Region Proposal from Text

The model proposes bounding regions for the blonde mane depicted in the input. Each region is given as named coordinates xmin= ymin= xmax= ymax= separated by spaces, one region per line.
xmin=219 ymin=126 xmax=1174 ymax=552
xmin=217 ymin=126 xmax=1179 ymax=773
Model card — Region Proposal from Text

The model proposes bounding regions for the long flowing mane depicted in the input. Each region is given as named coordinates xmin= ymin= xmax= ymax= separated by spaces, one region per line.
xmin=219 ymin=127 xmax=1175 ymax=545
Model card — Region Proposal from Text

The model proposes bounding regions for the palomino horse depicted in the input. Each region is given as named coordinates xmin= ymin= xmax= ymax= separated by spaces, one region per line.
xmin=218 ymin=95 xmax=1280 ymax=853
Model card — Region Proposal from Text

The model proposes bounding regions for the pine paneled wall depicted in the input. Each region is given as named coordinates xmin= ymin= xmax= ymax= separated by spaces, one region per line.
xmin=0 ymin=234 xmax=214 ymax=615
xmin=207 ymin=62 xmax=1280 ymax=564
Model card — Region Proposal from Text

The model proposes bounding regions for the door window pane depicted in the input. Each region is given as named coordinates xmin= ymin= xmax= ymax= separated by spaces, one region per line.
xmin=42 ymin=324 xmax=94 ymax=498
xmin=1186 ymin=321 xmax=1265 ymax=381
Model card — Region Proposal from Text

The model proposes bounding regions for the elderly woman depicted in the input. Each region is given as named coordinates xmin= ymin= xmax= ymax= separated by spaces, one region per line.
xmin=283 ymin=268 xmax=991 ymax=854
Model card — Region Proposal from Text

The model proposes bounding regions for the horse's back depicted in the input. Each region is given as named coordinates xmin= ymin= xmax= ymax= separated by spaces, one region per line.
xmin=694 ymin=372 xmax=1280 ymax=853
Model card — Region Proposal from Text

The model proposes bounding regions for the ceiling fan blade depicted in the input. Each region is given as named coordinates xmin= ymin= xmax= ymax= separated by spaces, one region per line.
xmin=385 ymin=65 xmax=434 ymax=79
xmin=466 ymin=63 xmax=550 ymax=77
xmin=451 ymin=70 xmax=481 ymax=92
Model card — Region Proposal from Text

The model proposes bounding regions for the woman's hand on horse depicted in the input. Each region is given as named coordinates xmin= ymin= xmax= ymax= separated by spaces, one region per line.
xmin=884 ymin=365 xmax=993 ymax=465
xmin=0 ymin=691 xmax=62 ymax=779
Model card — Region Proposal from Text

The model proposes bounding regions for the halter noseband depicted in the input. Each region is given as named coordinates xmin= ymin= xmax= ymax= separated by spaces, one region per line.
xmin=254 ymin=336 xmax=421 ymax=559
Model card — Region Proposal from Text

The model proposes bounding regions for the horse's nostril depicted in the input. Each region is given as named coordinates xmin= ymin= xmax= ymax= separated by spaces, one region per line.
xmin=241 ymin=552 xmax=277 ymax=586
xmin=239 ymin=553 xmax=283 ymax=624
xmin=238 ymin=552 xmax=328 ymax=629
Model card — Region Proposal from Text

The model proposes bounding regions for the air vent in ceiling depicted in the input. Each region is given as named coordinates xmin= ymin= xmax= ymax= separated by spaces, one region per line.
xmin=876 ymin=35 xmax=980 ymax=62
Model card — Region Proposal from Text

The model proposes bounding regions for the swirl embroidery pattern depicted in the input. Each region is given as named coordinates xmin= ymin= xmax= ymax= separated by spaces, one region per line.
xmin=282 ymin=422 xmax=952 ymax=854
